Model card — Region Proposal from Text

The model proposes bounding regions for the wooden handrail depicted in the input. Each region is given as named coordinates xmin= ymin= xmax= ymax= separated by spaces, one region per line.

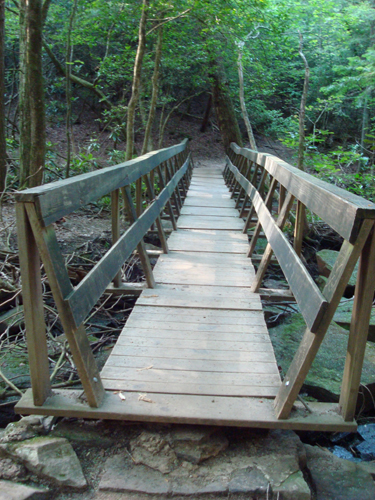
xmin=16 ymin=139 xmax=189 ymax=226
xmin=230 ymin=143 xmax=375 ymax=242
xmin=226 ymin=143 xmax=375 ymax=422
xmin=16 ymin=140 xmax=192 ymax=409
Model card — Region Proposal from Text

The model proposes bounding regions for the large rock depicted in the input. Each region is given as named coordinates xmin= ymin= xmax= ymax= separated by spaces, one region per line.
xmin=167 ymin=426 xmax=229 ymax=464
xmin=130 ymin=430 xmax=177 ymax=474
xmin=333 ymin=299 xmax=375 ymax=343
xmin=0 ymin=480 xmax=50 ymax=500
xmin=0 ymin=456 xmax=27 ymax=481
xmin=1 ymin=436 xmax=87 ymax=489
xmin=316 ymin=249 xmax=358 ymax=287
xmin=0 ymin=416 xmax=45 ymax=444
xmin=269 ymin=313 xmax=375 ymax=400
xmin=305 ymin=444 xmax=375 ymax=500
xmin=100 ymin=427 xmax=311 ymax=498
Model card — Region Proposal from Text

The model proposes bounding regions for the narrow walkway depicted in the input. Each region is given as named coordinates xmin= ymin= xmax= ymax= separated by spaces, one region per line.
xmin=101 ymin=167 xmax=281 ymax=399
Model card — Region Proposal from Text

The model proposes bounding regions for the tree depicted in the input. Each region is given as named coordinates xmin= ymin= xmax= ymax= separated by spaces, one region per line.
xmin=0 ymin=0 xmax=6 ymax=193
xmin=19 ymin=0 xmax=47 ymax=188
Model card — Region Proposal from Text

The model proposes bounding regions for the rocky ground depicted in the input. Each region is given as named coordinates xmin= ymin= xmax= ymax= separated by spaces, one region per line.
xmin=1 ymin=414 xmax=375 ymax=500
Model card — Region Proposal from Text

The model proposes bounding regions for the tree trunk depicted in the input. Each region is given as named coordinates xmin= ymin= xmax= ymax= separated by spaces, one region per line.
xmin=211 ymin=63 xmax=242 ymax=151
xmin=237 ymin=51 xmax=257 ymax=151
xmin=19 ymin=0 xmax=45 ymax=188
xmin=65 ymin=0 xmax=78 ymax=178
xmin=125 ymin=0 xmax=148 ymax=161
xmin=298 ymin=32 xmax=310 ymax=171
xmin=200 ymin=94 xmax=212 ymax=133
xmin=141 ymin=25 xmax=163 ymax=155
xmin=0 ymin=0 xmax=7 ymax=193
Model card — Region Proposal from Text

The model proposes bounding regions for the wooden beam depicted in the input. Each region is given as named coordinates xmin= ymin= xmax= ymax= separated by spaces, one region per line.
xmin=16 ymin=203 xmax=51 ymax=406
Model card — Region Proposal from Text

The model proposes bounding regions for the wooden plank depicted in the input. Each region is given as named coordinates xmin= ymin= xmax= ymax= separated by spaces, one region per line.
xmin=104 ymin=354 xmax=276 ymax=373
xmin=16 ymin=140 xmax=189 ymax=225
xmin=100 ymin=366 xmax=280 ymax=386
xmin=115 ymin=327 xmax=270 ymax=342
xmin=138 ymin=290 xmax=260 ymax=310
xmin=153 ymin=271 xmax=254 ymax=287
xmin=125 ymin=319 xmax=268 ymax=333
xmin=16 ymin=203 xmax=51 ymax=406
xmin=177 ymin=215 xmax=244 ymax=231
xmin=184 ymin=198 xmax=236 ymax=208
xmin=25 ymin=204 xmax=105 ymax=408
xmin=110 ymin=345 xmax=275 ymax=361
xmin=15 ymin=389 xmax=358 ymax=432
xmin=154 ymin=252 xmax=253 ymax=268
xmin=180 ymin=206 xmax=240 ymax=217
xmin=101 ymin=380 xmax=279 ymax=397
xmin=230 ymin=144 xmax=375 ymax=242
xmin=114 ymin=336 xmax=274 ymax=353
xmin=168 ymin=229 xmax=248 ymax=242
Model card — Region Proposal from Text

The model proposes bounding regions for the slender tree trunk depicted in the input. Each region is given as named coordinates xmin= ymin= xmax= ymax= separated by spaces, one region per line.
xmin=298 ymin=31 xmax=309 ymax=171
xmin=361 ymin=87 xmax=371 ymax=153
xmin=19 ymin=0 xmax=45 ymax=188
xmin=237 ymin=50 xmax=257 ymax=151
xmin=211 ymin=62 xmax=242 ymax=151
xmin=200 ymin=94 xmax=212 ymax=133
xmin=125 ymin=0 xmax=148 ymax=161
xmin=65 ymin=0 xmax=78 ymax=178
xmin=0 ymin=0 xmax=7 ymax=193
xmin=142 ymin=25 xmax=163 ymax=155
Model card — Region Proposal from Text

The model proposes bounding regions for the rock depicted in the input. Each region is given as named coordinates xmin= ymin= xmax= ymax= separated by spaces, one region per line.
xmin=333 ymin=299 xmax=375 ymax=343
xmin=228 ymin=467 xmax=270 ymax=495
xmin=0 ymin=480 xmax=50 ymax=500
xmin=100 ymin=455 xmax=169 ymax=494
xmin=2 ymin=436 xmax=87 ymax=489
xmin=50 ymin=420 xmax=113 ymax=448
xmin=0 ymin=457 xmax=27 ymax=481
xmin=305 ymin=444 xmax=375 ymax=500
xmin=355 ymin=423 xmax=375 ymax=460
xmin=357 ymin=460 xmax=375 ymax=478
xmin=269 ymin=313 xmax=375 ymax=400
xmin=1 ymin=416 xmax=45 ymax=443
xmin=316 ymin=249 xmax=358 ymax=287
xmin=130 ymin=430 xmax=177 ymax=474
xmin=167 ymin=425 xmax=228 ymax=464
xmin=275 ymin=471 xmax=311 ymax=500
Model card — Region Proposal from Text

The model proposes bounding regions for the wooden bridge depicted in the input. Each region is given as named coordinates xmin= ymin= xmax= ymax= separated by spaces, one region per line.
xmin=15 ymin=140 xmax=375 ymax=431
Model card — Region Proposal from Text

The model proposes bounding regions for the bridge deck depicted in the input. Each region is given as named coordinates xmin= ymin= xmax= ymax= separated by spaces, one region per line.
xmin=17 ymin=166 xmax=357 ymax=431
xmin=101 ymin=167 xmax=281 ymax=399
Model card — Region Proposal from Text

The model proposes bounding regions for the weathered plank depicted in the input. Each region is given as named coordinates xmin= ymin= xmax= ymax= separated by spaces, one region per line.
xmin=15 ymin=389 xmax=358 ymax=432
xmin=180 ymin=206 xmax=240 ymax=217
xmin=177 ymin=215 xmax=244 ymax=230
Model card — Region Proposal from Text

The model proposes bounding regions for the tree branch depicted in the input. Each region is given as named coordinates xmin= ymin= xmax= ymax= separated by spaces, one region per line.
xmin=147 ymin=9 xmax=191 ymax=35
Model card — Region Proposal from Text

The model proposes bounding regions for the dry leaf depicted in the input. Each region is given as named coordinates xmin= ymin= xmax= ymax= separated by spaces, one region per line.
xmin=144 ymin=295 xmax=158 ymax=298
xmin=138 ymin=393 xmax=154 ymax=403
xmin=136 ymin=365 xmax=153 ymax=371
xmin=118 ymin=392 xmax=126 ymax=401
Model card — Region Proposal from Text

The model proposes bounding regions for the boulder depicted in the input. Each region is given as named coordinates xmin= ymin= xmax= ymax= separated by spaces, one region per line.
xmin=0 ymin=457 xmax=27 ymax=481
xmin=316 ymin=249 xmax=358 ymax=287
xmin=333 ymin=299 xmax=375 ymax=343
xmin=1 ymin=436 xmax=87 ymax=489
xmin=269 ymin=313 xmax=375 ymax=401
xmin=0 ymin=480 xmax=50 ymax=500
xmin=130 ymin=430 xmax=177 ymax=474
xmin=0 ymin=416 xmax=45 ymax=444
xmin=305 ymin=444 xmax=375 ymax=500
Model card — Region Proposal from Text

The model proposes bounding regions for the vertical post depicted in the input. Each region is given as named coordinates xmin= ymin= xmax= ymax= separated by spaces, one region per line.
xmin=111 ymin=189 xmax=122 ymax=287
xmin=340 ymin=225 xmax=375 ymax=421
xmin=16 ymin=203 xmax=51 ymax=406
xmin=294 ymin=200 xmax=305 ymax=257
xmin=279 ymin=185 xmax=286 ymax=214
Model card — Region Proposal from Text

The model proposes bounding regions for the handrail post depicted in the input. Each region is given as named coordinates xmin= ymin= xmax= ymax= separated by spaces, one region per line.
xmin=16 ymin=202 xmax=51 ymax=406
xmin=111 ymin=189 xmax=122 ymax=287
xmin=339 ymin=224 xmax=375 ymax=420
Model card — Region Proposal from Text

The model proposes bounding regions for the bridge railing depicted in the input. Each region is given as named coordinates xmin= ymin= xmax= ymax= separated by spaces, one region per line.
xmin=15 ymin=139 xmax=192 ymax=409
xmin=225 ymin=143 xmax=375 ymax=422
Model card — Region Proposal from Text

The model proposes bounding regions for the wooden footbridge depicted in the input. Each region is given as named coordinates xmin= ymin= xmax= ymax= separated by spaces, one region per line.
xmin=15 ymin=140 xmax=375 ymax=431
